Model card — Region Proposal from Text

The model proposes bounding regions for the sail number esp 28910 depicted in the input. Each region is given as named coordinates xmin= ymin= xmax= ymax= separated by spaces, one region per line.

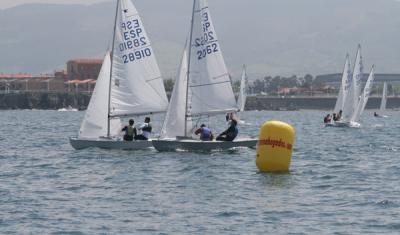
xmin=119 ymin=19 xmax=152 ymax=64
xmin=195 ymin=10 xmax=219 ymax=60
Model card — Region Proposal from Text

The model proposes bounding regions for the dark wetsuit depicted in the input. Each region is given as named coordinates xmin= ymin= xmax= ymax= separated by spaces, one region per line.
xmin=217 ymin=122 xmax=238 ymax=141
xmin=134 ymin=123 xmax=152 ymax=140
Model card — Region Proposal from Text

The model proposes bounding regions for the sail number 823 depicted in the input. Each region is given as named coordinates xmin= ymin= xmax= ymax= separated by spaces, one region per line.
xmin=122 ymin=48 xmax=151 ymax=64
xmin=197 ymin=43 xmax=218 ymax=60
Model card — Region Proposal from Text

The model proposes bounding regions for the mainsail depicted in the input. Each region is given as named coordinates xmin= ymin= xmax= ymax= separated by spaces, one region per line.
xmin=237 ymin=65 xmax=248 ymax=112
xmin=188 ymin=0 xmax=238 ymax=116
xmin=78 ymin=53 xmax=121 ymax=139
xmin=110 ymin=0 xmax=168 ymax=117
xmin=333 ymin=54 xmax=351 ymax=114
xmin=379 ymin=82 xmax=387 ymax=113
xmin=342 ymin=45 xmax=363 ymax=121
xmin=351 ymin=66 xmax=375 ymax=122
xmin=77 ymin=0 xmax=168 ymax=139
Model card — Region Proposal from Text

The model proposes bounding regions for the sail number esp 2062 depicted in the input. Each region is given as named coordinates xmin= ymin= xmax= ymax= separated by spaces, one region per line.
xmin=119 ymin=19 xmax=152 ymax=64
xmin=195 ymin=11 xmax=219 ymax=60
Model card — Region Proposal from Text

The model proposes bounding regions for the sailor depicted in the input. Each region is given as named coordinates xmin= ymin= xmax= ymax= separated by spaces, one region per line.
xmin=337 ymin=110 xmax=342 ymax=120
xmin=134 ymin=117 xmax=152 ymax=140
xmin=217 ymin=119 xmax=239 ymax=141
xmin=374 ymin=112 xmax=379 ymax=117
xmin=332 ymin=113 xmax=337 ymax=121
xmin=195 ymin=124 xmax=214 ymax=141
xmin=323 ymin=114 xmax=331 ymax=123
xmin=122 ymin=119 xmax=137 ymax=141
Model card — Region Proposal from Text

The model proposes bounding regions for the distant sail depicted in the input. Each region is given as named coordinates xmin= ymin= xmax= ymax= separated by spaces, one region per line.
xmin=110 ymin=0 xmax=168 ymax=117
xmin=237 ymin=65 xmax=248 ymax=112
xmin=333 ymin=54 xmax=351 ymax=114
xmin=342 ymin=45 xmax=363 ymax=121
xmin=379 ymin=82 xmax=387 ymax=113
xmin=351 ymin=65 xmax=375 ymax=122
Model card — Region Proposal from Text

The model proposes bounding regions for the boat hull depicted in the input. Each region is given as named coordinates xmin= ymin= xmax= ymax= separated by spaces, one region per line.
xmin=69 ymin=137 xmax=153 ymax=150
xmin=325 ymin=121 xmax=361 ymax=128
xmin=152 ymin=138 xmax=258 ymax=152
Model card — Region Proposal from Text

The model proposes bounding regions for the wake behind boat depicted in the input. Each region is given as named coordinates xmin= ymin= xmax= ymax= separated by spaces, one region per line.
xmin=70 ymin=0 xmax=168 ymax=150
xmin=154 ymin=0 xmax=257 ymax=152
xmin=58 ymin=106 xmax=78 ymax=112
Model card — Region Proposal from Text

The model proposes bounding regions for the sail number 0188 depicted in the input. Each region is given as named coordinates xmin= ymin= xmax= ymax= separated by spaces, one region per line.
xmin=122 ymin=48 xmax=151 ymax=64
xmin=197 ymin=43 xmax=218 ymax=60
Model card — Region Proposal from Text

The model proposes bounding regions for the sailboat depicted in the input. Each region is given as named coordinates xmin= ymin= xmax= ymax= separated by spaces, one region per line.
xmin=326 ymin=53 xmax=351 ymax=127
xmin=349 ymin=65 xmax=375 ymax=127
xmin=237 ymin=65 xmax=248 ymax=113
xmin=152 ymin=0 xmax=257 ymax=152
xmin=376 ymin=82 xmax=388 ymax=118
xmin=334 ymin=44 xmax=364 ymax=127
xmin=70 ymin=0 xmax=168 ymax=150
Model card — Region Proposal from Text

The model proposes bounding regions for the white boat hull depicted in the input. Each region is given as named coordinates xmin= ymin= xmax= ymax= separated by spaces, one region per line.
xmin=325 ymin=121 xmax=361 ymax=128
xmin=152 ymin=138 xmax=258 ymax=152
xmin=69 ymin=137 xmax=153 ymax=150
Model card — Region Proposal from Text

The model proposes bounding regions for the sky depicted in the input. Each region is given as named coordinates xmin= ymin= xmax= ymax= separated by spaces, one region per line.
xmin=0 ymin=0 xmax=109 ymax=9
xmin=1 ymin=0 xmax=400 ymax=77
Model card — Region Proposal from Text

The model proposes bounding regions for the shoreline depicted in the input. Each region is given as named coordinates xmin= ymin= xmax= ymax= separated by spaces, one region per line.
xmin=1 ymin=93 xmax=400 ymax=111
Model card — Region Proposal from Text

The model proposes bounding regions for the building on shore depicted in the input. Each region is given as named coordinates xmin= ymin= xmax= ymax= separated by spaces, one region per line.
xmin=0 ymin=73 xmax=66 ymax=93
xmin=67 ymin=59 xmax=102 ymax=81
xmin=0 ymin=57 xmax=103 ymax=94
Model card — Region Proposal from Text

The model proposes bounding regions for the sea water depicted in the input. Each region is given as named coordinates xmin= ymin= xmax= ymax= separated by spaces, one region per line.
xmin=0 ymin=110 xmax=399 ymax=234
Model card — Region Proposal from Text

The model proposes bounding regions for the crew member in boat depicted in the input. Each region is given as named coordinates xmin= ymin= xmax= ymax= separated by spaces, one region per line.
xmin=135 ymin=117 xmax=152 ymax=140
xmin=336 ymin=110 xmax=342 ymax=120
xmin=216 ymin=119 xmax=239 ymax=141
xmin=374 ymin=112 xmax=379 ymax=117
xmin=332 ymin=113 xmax=337 ymax=122
xmin=323 ymin=114 xmax=331 ymax=123
xmin=122 ymin=119 xmax=137 ymax=141
xmin=195 ymin=124 xmax=214 ymax=141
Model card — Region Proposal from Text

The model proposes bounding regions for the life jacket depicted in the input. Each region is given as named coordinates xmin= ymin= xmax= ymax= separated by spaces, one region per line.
xmin=200 ymin=127 xmax=211 ymax=140
xmin=126 ymin=126 xmax=135 ymax=136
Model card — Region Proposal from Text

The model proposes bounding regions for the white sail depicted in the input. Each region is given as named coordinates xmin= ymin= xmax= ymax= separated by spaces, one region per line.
xmin=188 ymin=0 xmax=238 ymax=116
xmin=237 ymin=65 xmax=248 ymax=112
xmin=110 ymin=0 xmax=168 ymax=117
xmin=342 ymin=45 xmax=363 ymax=121
xmin=333 ymin=54 xmax=351 ymax=114
xmin=161 ymin=46 xmax=192 ymax=138
xmin=351 ymin=66 xmax=375 ymax=122
xmin=79 ymin=53 xmax=121 ymax=139
xmin=379 ymin=82 xmax=387 ymax=113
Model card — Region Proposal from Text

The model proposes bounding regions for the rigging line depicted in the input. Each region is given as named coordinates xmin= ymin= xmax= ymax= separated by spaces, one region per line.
xmin=190 ymin=80 xmax=231 ymax=88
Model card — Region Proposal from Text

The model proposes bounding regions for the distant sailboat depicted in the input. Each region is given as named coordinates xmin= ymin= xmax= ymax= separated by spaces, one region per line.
xmin=153 ymin=0 xmax=257 ymax=151
xmin=70 ymin=0 xmax=168 ymax=150
xmin=334 ymin=45 xmax=364 ymax=128
xmin=237 ymin=65 xmax=248 ymax=113
xmin=349 ymin=65 xmax=375 ymax=127
xmin=376 ymin=82 xmax=388 ymax=118
xmin=341 ymin=44 xmax=363 ymax=123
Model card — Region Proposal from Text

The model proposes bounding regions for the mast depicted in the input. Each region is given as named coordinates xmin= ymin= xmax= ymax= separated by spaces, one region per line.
xmin=184 ymin=0 xmax=197 ymax=137
xmin=107 ymin=0 xmax=120 ymax=137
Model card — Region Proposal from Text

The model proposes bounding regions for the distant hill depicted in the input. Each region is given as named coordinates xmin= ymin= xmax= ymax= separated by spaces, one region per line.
xmin=1 ymin=0 xmax=400 ymax=79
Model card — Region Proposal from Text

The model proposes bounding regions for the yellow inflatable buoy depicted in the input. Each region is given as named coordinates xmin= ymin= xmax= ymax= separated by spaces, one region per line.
xmin=256 ymin=120 xmax=295 ymax=172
